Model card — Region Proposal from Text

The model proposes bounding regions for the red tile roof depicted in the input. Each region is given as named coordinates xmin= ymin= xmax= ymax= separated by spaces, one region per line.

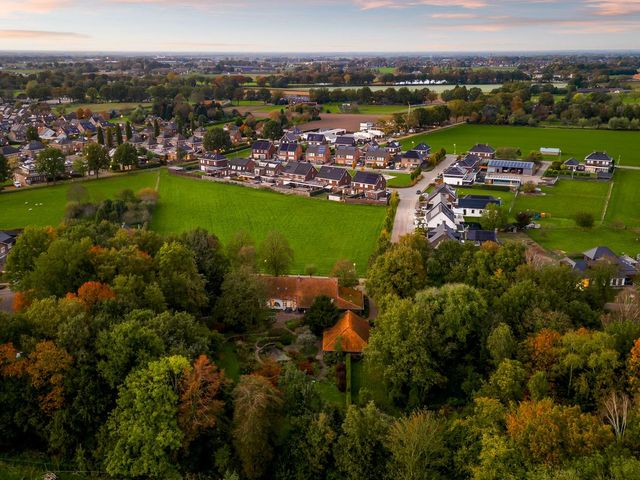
xmin=322 ymin=311 xmax=370 ymax=353
xmin=261 ymin=276 xmax=364 ymax=310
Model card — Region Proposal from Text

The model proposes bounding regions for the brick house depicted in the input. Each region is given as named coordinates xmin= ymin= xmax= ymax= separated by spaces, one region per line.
xmin=306 ymin=144 xmax=331 ymax=164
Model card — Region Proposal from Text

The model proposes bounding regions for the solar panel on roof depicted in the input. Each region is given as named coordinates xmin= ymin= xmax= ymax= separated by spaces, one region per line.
xmin=488 ymin=159 xmax=534 ymax=169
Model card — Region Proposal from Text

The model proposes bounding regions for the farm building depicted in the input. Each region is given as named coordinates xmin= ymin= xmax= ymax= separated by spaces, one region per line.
xmin=486 ymin=159 xmax=535 ymax=176
xmin=322 ymin=311 xmax=370 ymax=353
xmin=261 ymin=276 xmax=364 ymax=311
xmin=540 ymin=147 xmax=561 ymax=156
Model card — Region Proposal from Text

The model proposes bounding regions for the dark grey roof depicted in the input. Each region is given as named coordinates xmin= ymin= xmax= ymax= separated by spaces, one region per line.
xmin=488 ymin=159 xmax=535 ymax=169
xmin=470 ymin=143 xmax=495 ymax=154
xmin=443 ymin=165 xmax=466 ymax=177
xmin=585 ymin=151 xmax=613 ymax=162
xmin=583 ymin=246 xmax=618 ymax=261
xmin=230 ymin=158 xmax=253 ymax=167
xmin=283 ymin=161 xmax=315 ymax=176
xmin=307 ymin=133 xmax=326 ymax=143
xmin=426 ymin=184 xmax=457 ymax=203
xmin=0 ymin=145 xmax=19 ymax=155
xmin=457 ymin=195 xmax=501 ymax=209
xmin=459 ymin=154 xmax=481 ymax=168
xmin=278 ymin=143 xmax=300 ymax=153
xmin=335 ymin=135 xmax=356 ymax=146
xmin=415 ymin=143 xmax=431 ymax=152
xmin=387 ymin=140 xmax=401 ymax=148
xmin=353 ymin=171 xmax=383 ymax=185
xmin=0 ymin=231 xmax=17 ymax=245
xmin=336 ymin=146 xmax=359 ymax=155
xmin=307 ymin=144 xmax=328 ymax=155
xmin=252 ymin=140 xmax=273 ymax=150
xmin=201 ymin=153 xmax=227 ymax=161
xmin=466 ymin=230 xmax=498 ymax=243
xmin=426 ymin=203 xmax=456 ymax=224
xmin=402 ymin=150 xmax=423 ymax=160
xmin=365 ymin=147 xmax=389 ymax=158
xmin=428 ymin=223 xmax=460 ymax=244
xmin=317 ymin=166 xmax=350 ymax=181
xmin=564 ymin=157 xmax=580 ymax=166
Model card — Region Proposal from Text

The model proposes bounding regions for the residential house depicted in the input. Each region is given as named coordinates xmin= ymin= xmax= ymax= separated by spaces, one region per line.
xmin=442 ymin=165 xmax=468 ymax=186
xmin=400 ymin=150 xmax=425 ymax=169
xmin=0 ymin=145 xmax=20 ymax=161
xmin=306 ymin=133 xmax=326 ymax=146
xmin=335 ymin=135 xmax=356 ymax=148
xmin=352 ymin=171 xmax=386 ymax=196
xmin=427 ymin=223 xmax=461 ymax=248
xmin=364 ymin=147 xmax=391 ymax=168
xmin=465 ymin=229 xmax=499 ymax=245
xmin=0 ymin=230 xmax=19 ymax=270
xmin=563 ymin=158 xmax=584 ymax=172
xmin=426 ymin=184 xmax=457 ymax=208
xmin=386 ymin=140 xmax=402 ymax=154
xmin=282 ymin=161 xmax=317 ymax=183
xmin=322 ymin=311 xmax=370 ymax=353
xmin=306 ymin=144 xmax=331 ymax=165
xmin=334 ymin=146 xmax=361 ymax=167
xmin=229 ymin=158 xmax=255 ymax=178
xmin=224 ymin=125 xmax=242 ymax=144
xmin=469 ymin=143 xmax=496 ymax=159
xmin=254 ymin=159 xmax=283 ymax=178
xmin=562 ymin=246 xmax=639 ymax=288
xmin=21 ymin=140 xmax=45 ymax=158
xmin=200 ymin=153 xmax=229 ymax=176
xmin=425 ymin=203 xmax=459 ymax=230
xmin=584 ymin=152 xmax=614 ymax=173
xmin=277 ymin=142 xmax=303 ymax=162
xmin=414 ymin=143 xmax=431 ymax=157
xmin=453 ymin=195 xmax=501 ymax=218
xmin=487 ymin=159 xmax=534 ymax=176
xmin=251 ymin=140 xmax=276 ymax=160
xmin=316 ymin=166 xmax=352 ymax=188
xmin=261 ymin=275 xmax=364 ymax=312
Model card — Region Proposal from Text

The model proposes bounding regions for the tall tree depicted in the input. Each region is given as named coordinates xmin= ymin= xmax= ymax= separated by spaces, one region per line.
xmin=203 ymin=127 xmax=231 ymax=152
xmin=232 ymin=375 xmax=282 ymax=479
xmin=105 ymin=355 xmax=189 ymax=479
xmin=115 ymin=124 xmax=124 ymax=145
xmin=216 ymin=266 xmax=267 ymax=331
xmin=125 ymin=121 xmax=133 ymax=141
xmin=83 ymin=142 xmax=110 ymax=178
xmin=331 ymin=258 xmax=359 ymax=288
xmin=35 ymin=147 xmax=65 ymax=183
xmin=112 ymin=143 xmax=138 ymax=171
xmin=96 ymin=126 xmax=104 ymax=145
xmin=261 ymin=231 xmax=293 ymax=277
xmin=0 ymin=153 xmax=9 ymax=184
xmin=105 ymin=127 xmax=114 ymax=149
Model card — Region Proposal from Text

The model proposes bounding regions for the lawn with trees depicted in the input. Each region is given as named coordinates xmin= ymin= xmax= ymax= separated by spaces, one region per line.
xmin=401 ymin=124 xmax=640 ymax=166
xmin=0 ymin=170 xmax=386 ymax=275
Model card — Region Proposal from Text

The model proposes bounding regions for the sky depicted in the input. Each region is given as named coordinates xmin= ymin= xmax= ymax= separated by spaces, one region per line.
xmin=0 ymin=0 xmax=639 ymax=53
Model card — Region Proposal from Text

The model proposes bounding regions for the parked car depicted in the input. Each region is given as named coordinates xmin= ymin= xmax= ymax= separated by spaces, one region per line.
xmin=416 ymin=189 xmax=422 ymax=195
xmin=13 ymin=181 xmax=21 ymax=188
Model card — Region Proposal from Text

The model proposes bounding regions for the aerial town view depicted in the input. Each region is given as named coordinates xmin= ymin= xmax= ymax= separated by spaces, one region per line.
xmin=1 ymin=1 xmax=640 ymax=479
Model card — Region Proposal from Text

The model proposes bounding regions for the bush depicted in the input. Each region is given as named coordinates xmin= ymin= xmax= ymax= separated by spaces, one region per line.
xmin=522 ymin=182 xmax=536 ymax=194
xmin=574 ymin=211 xmax=595 ymax=229
xmin=268 ymin=327 xmax=295 ymax=346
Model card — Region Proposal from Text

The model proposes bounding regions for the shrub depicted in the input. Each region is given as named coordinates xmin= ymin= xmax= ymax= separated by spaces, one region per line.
xmin=574 ymin=211 xmax=595 ymax=229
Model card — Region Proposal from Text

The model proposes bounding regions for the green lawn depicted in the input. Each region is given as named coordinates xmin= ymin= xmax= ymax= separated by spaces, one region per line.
xmin=605 ymin=169 xmax=640 ymax=227
xmin=58 ymin=102 xmax=152 ymax=113
xmin=385 ymin=173 xmax=414 ymax=188
xmin=401 ymin=124 xmax=640 ymax=166
xmin=0 ymin=169 xmax=386 ymax=275
xmin=226 ymin=148 xmax=251 ymax=159
xmin=321 ymin=103 xmax=412 ymax=115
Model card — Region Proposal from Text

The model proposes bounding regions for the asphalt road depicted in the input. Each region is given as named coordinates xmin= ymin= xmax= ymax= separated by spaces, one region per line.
xmin=390 ymin=154 xmax=458 ymax=242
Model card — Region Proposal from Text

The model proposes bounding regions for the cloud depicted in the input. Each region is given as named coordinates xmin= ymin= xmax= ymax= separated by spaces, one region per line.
xmin=586 ymin=0 xmax=640 ymax=16
xmin=352 ymin=0 xmax=486 ymax=10
xmin=0 ymin=0 xmax=74 ymax=16
xmin=431 ymin=15 xmax=640 ymax=33
xmin=431 ymin=12 xmax=478 ymax=18
xmin=0 ymin=29 xmax=89 ymax=39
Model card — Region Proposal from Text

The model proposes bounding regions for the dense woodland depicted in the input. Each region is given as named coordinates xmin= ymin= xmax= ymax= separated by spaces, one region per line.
xmin=2 ymin=201 xmax=640 ymax=479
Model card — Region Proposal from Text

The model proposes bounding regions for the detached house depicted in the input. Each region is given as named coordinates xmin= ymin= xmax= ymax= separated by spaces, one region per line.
xmin=400 ymin=150 xmax=425 ymax=169
xmin=316 ymin=166 xmax=352 ymax=188
xmin=562 ymin=246 xmax=639 ymax=288
xmin=335 ymin=135 xmax=356 ymax=148
xmin=200 ymin=153 xmax=229 ymax=176
xmin=306 ymin=144 xmax=331 ymax=164
xmin=364 ymin=147 xmax=391 ymax=168
xmin=584 ymin=152 xmax=614 ymax=173
xmin=469 ymin=143 xmax=496 ymax=159
xmin=352 ymin=171 xmax=386 ymax=196
xmin=277 ymin=142 xmax=303 ymax=162
xmin=453 ymin=195 xmax=501 ymax=218
xmin=335 ymin=146 xmax=361 ymax=167
xmin=252 ymin=140 xmax=276 ymax=160
xmin=282 ymin=161 xmax=317 ymax=183
xmin=306 ymin=133 xmax=326 ymax=146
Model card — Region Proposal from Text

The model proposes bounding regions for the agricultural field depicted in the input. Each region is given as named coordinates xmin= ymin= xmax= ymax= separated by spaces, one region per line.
xmin=401 ymin=124 xmax=640 ymax=166
xmin=320 ymin=103 xmax=413 ymax=115
xmin=56 ymin=102 xmax=152 ymax=114
xmin=0 ymin=169 xmax=386 ymax=275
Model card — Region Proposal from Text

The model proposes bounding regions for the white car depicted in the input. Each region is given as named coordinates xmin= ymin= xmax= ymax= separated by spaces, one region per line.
xmin=13 ymin=181 xmax=21 ymax=188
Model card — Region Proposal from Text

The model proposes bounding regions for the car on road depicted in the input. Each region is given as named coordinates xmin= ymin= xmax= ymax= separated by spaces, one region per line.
xmin=416 ymin=189 xmax=422 ymax=195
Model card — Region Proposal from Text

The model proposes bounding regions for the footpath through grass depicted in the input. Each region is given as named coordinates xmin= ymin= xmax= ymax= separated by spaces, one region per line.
xmin=401 ymin=124 xmax=640 ymax=166
xmin=0 ymin=169 xmax=386 ymax=275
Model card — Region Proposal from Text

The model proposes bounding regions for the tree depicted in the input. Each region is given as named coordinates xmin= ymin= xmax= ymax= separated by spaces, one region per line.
xmin=72 ymin=156 xmax=87 ymax=177
xmin=261 ymin=231 xmax=293 ymax=277
xmin=4 ymin=226 xmax=53 ymax=290
xmin=262 ymin=120 xmax=283 ymax=140
xmin=203 ymin=127 xmax=231 ymax=152
xmin=178 ymin=355 xmax=226 ymax=448
xmin=226 ymin=230 xmax=257 ymax=270
xmin=35 ymin=147 xmax=65 ymax=183
xmin=574 ymin=211 xmax=595 ymax=229
xmin=83 ymin=142 xmax=110 ymax=178
xmin=331 ymin=258 xmax=359 ymax=288
xmin=366 ymin=242 xmax=427 ymax=300
xmin=26 ymin=125 xmax=40 ymax=141
xmin=386 ymin=410 xmax=448 ymax=480
xmin=217 ymin=266 xmax=268 ymax=331
xmin=105 ymin=126 xmax=114 ymax=149
xmin=115 ymin=124 xmax=124 ymax=145
xmin=304 ymin=295 xmax=340 ymax=335
xmin=96 ymin=126 xmax=104 ymax=145
xmin=153 ymin=118 xmax=160 ymax=137
xmin=26 ymin=340 xmax=73 ymax=414
xmin=335 ymin=402 xmax=391 ymax=480
xmin=105 ymin=355 xmax=189 ymax=479
xmin=112 ymin=142 xmax=138 ymax=171
xmin=482 ymin=359 xmax=527 ymax=403
xmin=487 ymin=323 xmax=517 ymax=366
xmin=0 ymin=153 xmax=9 ymax=185
xmin=125 ymin=121 xmax=133 ymax=141
xmin=232 ymin=375 xmax=282 ymax=479
xmin=514 ymin=210 xmax=534 ymax=229
xmin=155 ymin=241 xmax=207 ymax=314
xmin=479 ymin=204 xmax=509 ymax=231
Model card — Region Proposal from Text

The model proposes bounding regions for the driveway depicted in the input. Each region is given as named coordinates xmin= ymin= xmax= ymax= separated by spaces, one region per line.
xmin=390 ymin=154 xmax=457 ymax=242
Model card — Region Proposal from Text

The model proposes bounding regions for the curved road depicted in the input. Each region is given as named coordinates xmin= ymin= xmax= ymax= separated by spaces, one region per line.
xmin=390 ymin=154 xmax=458 ymax=242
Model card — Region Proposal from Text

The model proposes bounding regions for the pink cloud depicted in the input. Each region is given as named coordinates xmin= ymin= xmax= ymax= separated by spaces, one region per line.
xmin=353 ymin=0 xmax=486 ymax=10
xmin=0 ymin=29 xmax=89 ymax=38
xmin=431 ymin=12 xmax=478 ymax=18
xmin=586 ymin=1 xmax=640 ymax=16
xmin=0 ymin=0 xmax=74 ymax=16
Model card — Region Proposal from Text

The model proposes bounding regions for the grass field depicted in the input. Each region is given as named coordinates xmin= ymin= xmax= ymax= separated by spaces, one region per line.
xmin=401 ymin=124 xmax=640 ymax=166
xmin=385 ymin=172 xmax=414 ymax=188
xmin=57 ymin=102 xmax=152 ymax=114
xmin=0 ymin=169 xmax=386 ymax=275
xmin=320 ymin=103 xmax=413 ymax=115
